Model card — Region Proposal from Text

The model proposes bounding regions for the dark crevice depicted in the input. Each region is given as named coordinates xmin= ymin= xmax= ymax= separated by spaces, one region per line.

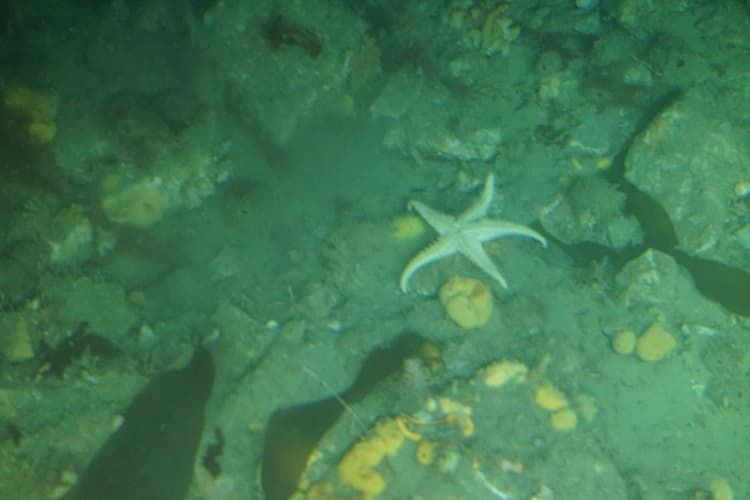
xmin=62 ymin=347 xmax=214 ymax=500
xmin=549 ymin=88 xmax=750 ymax=317
xmin=0 ymin=424 xmax=23 ymax=447
xmin=261 ymin=14 xmax=323 ymax=59
xmin=619 ymin=180 xmax=680 ymax=252
xmin=191 ymin=0 xmax=219 ymax=19
xmin=36 ymin=322 xmax=122 ymax=379
xmin=672 ymin=251 xmax=750 ymax=316
xmin=261 ymin=333 xmax=426 ymax=500
xmin=201 ymin=428 xmax=225 ymax=478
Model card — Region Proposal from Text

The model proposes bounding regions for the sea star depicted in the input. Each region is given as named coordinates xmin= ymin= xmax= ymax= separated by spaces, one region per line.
xmin=400 ymin=173 xmax=547 ymax=292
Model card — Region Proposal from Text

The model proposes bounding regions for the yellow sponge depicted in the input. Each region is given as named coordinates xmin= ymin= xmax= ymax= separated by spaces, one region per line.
xmin=2 ymin=86 xmax=59 ymax=144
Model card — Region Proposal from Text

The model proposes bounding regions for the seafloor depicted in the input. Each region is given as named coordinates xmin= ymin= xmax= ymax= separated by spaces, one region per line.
xmin=0 ymin=1 xmax=749 ymax=499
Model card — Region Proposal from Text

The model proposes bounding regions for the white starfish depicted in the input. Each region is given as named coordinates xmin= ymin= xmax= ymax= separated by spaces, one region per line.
xmin=400 ymin=173 xmax=547 ymax=293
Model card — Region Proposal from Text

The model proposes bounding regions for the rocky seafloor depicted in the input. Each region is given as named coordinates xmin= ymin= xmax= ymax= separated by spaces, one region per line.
xmin=0 ymin=1 xmax=749 ymax=499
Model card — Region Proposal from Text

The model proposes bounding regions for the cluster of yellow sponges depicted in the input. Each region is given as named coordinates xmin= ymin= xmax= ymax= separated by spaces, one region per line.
xmin=301 ymin=356 xmax=603 ymax=499
xmin=337 ymin=418 xmax=405 ymax=498
xmin=481 ymin=358 xmax=596 ymax=432
xmin=610 ymin=315 xmax=677 ymax=362
xmin=336 ymin=405 xmax=477 ymax=498
xmin=534 ymin=383 xmax=578 ymax=432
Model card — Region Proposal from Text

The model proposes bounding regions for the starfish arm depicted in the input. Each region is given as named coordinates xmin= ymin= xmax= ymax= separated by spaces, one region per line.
xmin=408 ymin=200 xmax=456 ymax=234
xmin=460 ymin=238 xmax=508 ymax=288
xmin=465 ymin=220 xmax=547 ymax=247
xmin=459 ymin=173 xmax=495 ymax=222
xmin=400 ymin=237 xmax=458 ymax=292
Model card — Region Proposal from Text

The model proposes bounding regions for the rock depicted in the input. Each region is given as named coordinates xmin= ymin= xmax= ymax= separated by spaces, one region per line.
xmin=625 ymin=87 xmax=750 ymax=268
xmin=193 ymin=0 xmax=366 ymax=145
xmin=46 ymin=204 xmax=94 ymax=266
xmin=568 ymin=108 xmax=637 ymax=159
xmin=47 ymin=277 xmax=138 ymax=342
xmin=615 ymin=249 xmax=683 ymax=307
xmin=539 ymin=175 xmax=642 ymax=248
xmin=614 ymin=249 xmax=729 ymax=339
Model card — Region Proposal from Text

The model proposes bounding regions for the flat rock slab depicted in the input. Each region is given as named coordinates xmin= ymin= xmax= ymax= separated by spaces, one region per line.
xmin=625 ymin=86 xmax=750 ymax=265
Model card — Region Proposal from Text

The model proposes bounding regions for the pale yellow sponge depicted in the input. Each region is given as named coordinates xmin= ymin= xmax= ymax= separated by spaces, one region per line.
xmin=549 ymin=408 xmax=577 ymax=431
xmin=438 ymin=276 xmax=493 ymax=329
xmin=708 ymin=474 xmax=733 ymax=500
xmin=390 ymin=214 xmax=425 ymax=240
xmin=482 ymin=360 xmax=528 ymax=388
xmin=2 ymin=86 xmax=58 ymax=144
xmin=1 ymin=315 xmax=34 ymax=362
xmin=636 ymin=319 xmax=677 ymax=362
xmin=611 ymin=330 xmax=636 ymax=355
xmin=102 ymin=178 xmax=170 ymax=228
xmin=337 ymin=438 xmax=387 ymax=496
xmin=337 ymin=418 xmax=406 ymax=497
xmin=534 ymin=383 xmax=569 ymax=411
